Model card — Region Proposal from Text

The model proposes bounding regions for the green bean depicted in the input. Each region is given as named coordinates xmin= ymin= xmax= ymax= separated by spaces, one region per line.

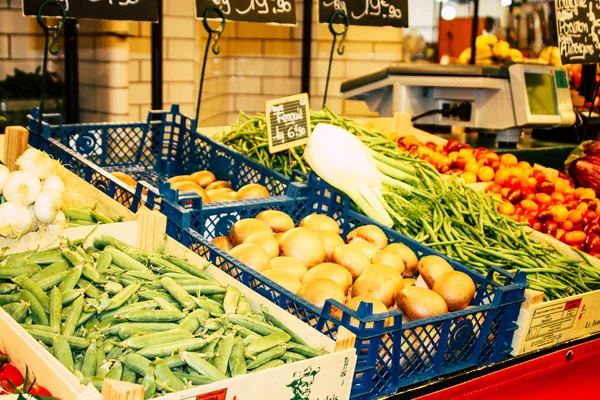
xmin=53 ymin=336 xmax=74 ymax=371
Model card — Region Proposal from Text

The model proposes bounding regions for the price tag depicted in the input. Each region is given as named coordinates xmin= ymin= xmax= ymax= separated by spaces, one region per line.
xmin=23 ymin=0 xmax=159 ymax=22
xmin=266 ymin=93 xmax=311 ymax=154
xmin=319 ymin=0 xmax=408 ymax=27
xmin=555 ymin=1 xmax=600 ymax=64
xmin=196 ymin=0 xmax=296 ymax=25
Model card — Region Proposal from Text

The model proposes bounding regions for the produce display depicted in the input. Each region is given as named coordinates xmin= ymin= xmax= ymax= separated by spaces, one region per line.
xmin=214 ymin=212 xmax=476 ymax=322
xmin=397 ymin=136 xmax=600 ymax=258
xmin=457 ymin=35 xmax=525 ymax=65
xmin=0 ymin=352 xmax=52 ymax=396
xmin=114 ymin=169 xmax=271 ymax=203
xmin=0 ymin=234 xmax=324 ymax=398
xmin=0 ymin=148 xmax=123 ymax=238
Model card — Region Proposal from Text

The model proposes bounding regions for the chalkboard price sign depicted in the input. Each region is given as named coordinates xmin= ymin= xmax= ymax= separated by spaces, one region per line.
xmin=23 ymin=0 xmax=159 ymax=22
xmin=196 ymin=0 xmax=296 ymax=25
xmin=555 ymin=0 xmax=600 ymax=64
xmin=266 ymin=93 xmax=311 ymax=154
xmin=319 ymin=0 xmax=408 ymax=28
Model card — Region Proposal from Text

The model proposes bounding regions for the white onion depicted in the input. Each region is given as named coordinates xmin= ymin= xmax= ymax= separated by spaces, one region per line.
xmin=27 ymin=204 xmax=39 ymax=232
xmin=47 ymin=211 xmax=66 ymax=232
xmin=0 ymin=202 xmax=32 ymax=238
xmin=3 ymin=171 xmax=42 ymax=205
xmin=34 ymin=190 xmax=63 ymax=224
xmin=42 ymin=175 xmax=65 ymax=193
xmin=16 ymin=148 xmax=57 ymax=180
xmin=0 ymin=165 xmax=10 ymax=195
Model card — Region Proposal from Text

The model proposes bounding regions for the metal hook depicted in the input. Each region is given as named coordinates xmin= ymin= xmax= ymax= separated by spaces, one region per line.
xmin=36 ymin=0 xmax=66 ymax=56
xmin=35 ymin=0 xmax=66 ymax=147
xmin=203 ymin=7 xmax=226 ymax=55
xmin=328 ymin=11 xmax=349 ymax=56
xmin=196 ymin=7 xmax=227 ymax=123
xmin=323 ymin=11 xmax=349 ymax=108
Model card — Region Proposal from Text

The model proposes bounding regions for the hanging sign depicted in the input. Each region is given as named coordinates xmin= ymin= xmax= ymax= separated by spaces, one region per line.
xmin=195 ymin=0 xmax=296 ymax=25
xmin=319 ymin=0 xmax=408 ymax=27
xmin=23 ymin=0 xmax=159 ymax=22
xmin=266 ymin=93 xmax=311 ymax=153
xmin=555 ymin=0 xmax=600 ymax=64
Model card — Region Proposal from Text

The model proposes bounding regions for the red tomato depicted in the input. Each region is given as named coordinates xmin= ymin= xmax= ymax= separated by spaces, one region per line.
xmin=536 ymin=180 xmax=556 ymax=195
xmin=504 ymin=175 xmax=521 ymax=189
xmin=22 ymin=384 xmax=52 ymax=397
xmin=444 ymin=139 xmax=460 ymax=153
xmin=531 ymin=169 xmax=546 ymax=183
xmin=0 ymin=364 xmax=24 ymax=389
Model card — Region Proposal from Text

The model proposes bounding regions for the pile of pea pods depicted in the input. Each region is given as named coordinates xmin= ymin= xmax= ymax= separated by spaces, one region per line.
xmin=0 ymin=234 xmax=325 ymax=398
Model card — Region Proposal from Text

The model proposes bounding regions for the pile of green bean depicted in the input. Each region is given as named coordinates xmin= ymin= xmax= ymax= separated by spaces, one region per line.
xmin=0 ymin=235 xmax=325 ymax=398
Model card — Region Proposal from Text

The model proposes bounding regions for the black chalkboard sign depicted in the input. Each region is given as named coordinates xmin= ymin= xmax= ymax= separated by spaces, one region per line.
xmin=319 ymin=0 xmax=408 ymax=27
xmin=555 ymin=0 xmax=600 ymax=64
xmin=266 ymin=94 xmax=311 ymax=153
xmin=23 ymin=0 xmax=159 ymax=22
xmin=195 ymin=0 xmax=296 ymax=25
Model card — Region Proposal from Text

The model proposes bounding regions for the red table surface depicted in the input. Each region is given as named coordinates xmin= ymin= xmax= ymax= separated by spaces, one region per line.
xmin=416 ymin=337 xmax=600 ymax=400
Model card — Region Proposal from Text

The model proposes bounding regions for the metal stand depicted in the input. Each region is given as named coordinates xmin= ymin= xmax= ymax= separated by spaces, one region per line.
xmin=36 ymin=0 xmax=66 ymax=144
xmin=195 ymin=7 xmax=226 ymax=125
xmin=151 ymin=0 xmax=163 ymax=111
xmin=323 ymin=11 xmax=348 ymax=108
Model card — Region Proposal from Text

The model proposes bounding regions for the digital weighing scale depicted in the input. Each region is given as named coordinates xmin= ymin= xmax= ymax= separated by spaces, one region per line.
xmin=340 ymin=63 xmax=577 ymax=148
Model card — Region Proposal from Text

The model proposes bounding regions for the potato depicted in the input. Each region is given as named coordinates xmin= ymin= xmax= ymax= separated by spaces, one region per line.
xmin=347 ymin=225 xmax=388 ymax=249
xmin=205 ymin=180 xmax=232 ymax=191
xmin=270 ymin=257 xmax=308 ymax=280
xmin=211 ymin=236 xmax=233 ymax=252
xmin=263 ymin=269 xmax=302 ymax=294
xmin=229 ymin=243 xmax=271 ymax=272
xmin=371 ymin=250 xmax=405 ymax=275
xmin=417 ymin=256 xmax=453 ymax=288
xmin=351 ymin=264 xmax=404 ymax=308
xmin=346 ymin=241 xmax=379 ymax=260
xmin=302 ymin=263 xmax=353 ymax=293
xmin=385 ymin=243 xmax=418 ymax=277
xmin=299 ymin=214 xmax=340 ymax=234
xmin=281 ymin=229 xmax=326 ymax=269
xmin=229 ymin=218 xmax=273 ymax=246
xmin=316 ymin=231 xmax=345 ymax=262
xmin=298 ymin=278 xmax=345 ymax=309
xmin=191 ymin=170 xmax=216 ymax=188
xmin=235 ymin=184 xmax=270 ymax=200
xmin=243 ymin=232 xmax=280 ymax=259
xmin=396 ymin=286 xmax=448 ymax=320
xmin=432 ymin=271 xmax=476 ymax=311
xmin=331 ymin=245 xmax=370 ymax=280
xmin=256 ymin=210 xmax=295 ymax=233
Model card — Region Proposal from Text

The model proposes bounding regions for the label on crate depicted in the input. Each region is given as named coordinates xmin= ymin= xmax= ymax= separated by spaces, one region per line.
xmin=23 ymin=0 xmax=159 ymax=22
xmin=319 ymin=0 xmax=408 ymax=27
xmin=554 ymin=0 xmax=600 ymax=64
xmin=516 ymin=291 xmax=600 ymax=354
xmin=195 ymin=0 xmax=296 ymax=25
xmin=265 ymin=93 xmax=311 ymax=154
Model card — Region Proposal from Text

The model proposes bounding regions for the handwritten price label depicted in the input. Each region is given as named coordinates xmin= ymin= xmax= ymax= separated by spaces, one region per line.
xmin=23 ymin=0 xmax=159 ymax=21
xmin=319 ymin=0 xmax=408 ymax=27
xmin=555 ymin=0 xmax=600 ymax=64
xmin=266 ymin=93 xmax=311 ymax=153
xmin=196 ymin=0 xmax=296 ymax=25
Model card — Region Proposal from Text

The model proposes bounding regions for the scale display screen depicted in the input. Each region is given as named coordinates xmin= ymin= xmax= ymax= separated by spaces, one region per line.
xmin=524 ymin=72 xmax=558 ymax=116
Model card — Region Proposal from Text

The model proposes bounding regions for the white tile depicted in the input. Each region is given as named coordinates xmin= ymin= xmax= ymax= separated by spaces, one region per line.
xmin=95 ymin=36 xmax=129 ymax=62
xmin=163 ymin=16 xmax=195 ymax=39
xmin=164 ymin=60 xmax=194 ymax=81
xmin=96 ymin=87 xmax=129 ymax=114
xmin=129 ymin=60 xmax=140 ymax=82
xmin=166 ymin=0 xmax=194 ymax=17
xmin=167 ymin=38 xmax=195 ymax=61
xmin=129 ymin=83 xmax=151 ymax=105
xmin=96 ymin=62 xmax=129 ymax=88
xmin=234 ymin=58 xmax=290 ymax=77
xmin=167 ymin=82 xmax=195 ymax=103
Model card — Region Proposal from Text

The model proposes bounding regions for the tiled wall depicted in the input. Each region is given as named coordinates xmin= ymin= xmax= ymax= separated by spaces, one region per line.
xmin=1 ymin=0 xmax=404 ymax=126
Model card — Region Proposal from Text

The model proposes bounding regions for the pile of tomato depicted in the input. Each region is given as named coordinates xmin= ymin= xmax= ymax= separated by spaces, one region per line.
xmin=0 ymin=352 xmax=51 ymax=396
xmin=397 ymin=136 xmax=600 ymax=259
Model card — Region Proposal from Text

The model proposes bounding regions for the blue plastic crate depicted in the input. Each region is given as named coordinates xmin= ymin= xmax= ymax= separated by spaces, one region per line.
xmin=27 ymin=105 xmax=293 ymax=213
xmin=162 ymin=176 xmax=527 ymax=399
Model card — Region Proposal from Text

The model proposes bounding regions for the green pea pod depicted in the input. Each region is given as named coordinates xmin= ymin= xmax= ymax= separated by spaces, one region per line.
xmin=13 ymin=276 xmax=49 ymax=311
xmin=49 ymin=287 xmax=62 ymax=332
xmin=0 ymin=283 xmax=17 ymax=294
xmin=105 ymin=283 xmax=141 ymax=311
xmin=229 ymin=337 xmax=247 ymax=377
xmin=153 ymin=358 xmax=186 ymax=392
xmin=244 ymin=331 xmax=291 ymax=358
xmin=53 ymin=336 xmax=74 ymax=371
xmin=211 ymin=333 xmax=235 ymax=374
xmin=251 ymin=359 xmax=285 ymax=372
xmin=142 ymin=366 xmax=156 ymax=400
xmin=121 ymin=366 xmax=137 ymax=384
xmin=99 ymin=300 xmax=157 ymax=322
xmin=136 ymin=337 xmax=208 ymax=358
xmin=122 ymin=353 xmax=151 ymax=376
xmin=121 ymin=329 xmax=193 ymax=350
xmin=19 ymin=290 xmax=49 ymax=325
xmin=3 ymin=301 xmax=29 ymax=323
xmin=182 ymin=351 xmax=227 ymax=381
xmin=223 ymin=286 xmax=241 ymax=314
xmin=58 ymin=265 xmax=83 ymax=293
xmin=62 ymin=295 xmax=84 ymax=337
xmin=178 ymin=309 xmax=209 ymax=333
xmin=106 ymin=360 xmax=123 ymax=380
xmin=37 ymin=270 xmax=71 ymax=292
xmin=0 ymin=294 xmax=20 ymax=306
xmin=95 ymin=251 xmax=112 ymax=273
xmin=81 ymin=341 xmax=98 ymax=378
xmin=160 ymin=277 xmax=196 ymax=310
xmin=246 ymin=345 xmax=287 ymax=370
xmin=31 ymin=260 xmax=69 ymax=282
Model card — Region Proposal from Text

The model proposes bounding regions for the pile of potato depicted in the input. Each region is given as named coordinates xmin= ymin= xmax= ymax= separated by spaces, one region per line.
xmin=211 ymin=211 xmax=477 ymax=325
